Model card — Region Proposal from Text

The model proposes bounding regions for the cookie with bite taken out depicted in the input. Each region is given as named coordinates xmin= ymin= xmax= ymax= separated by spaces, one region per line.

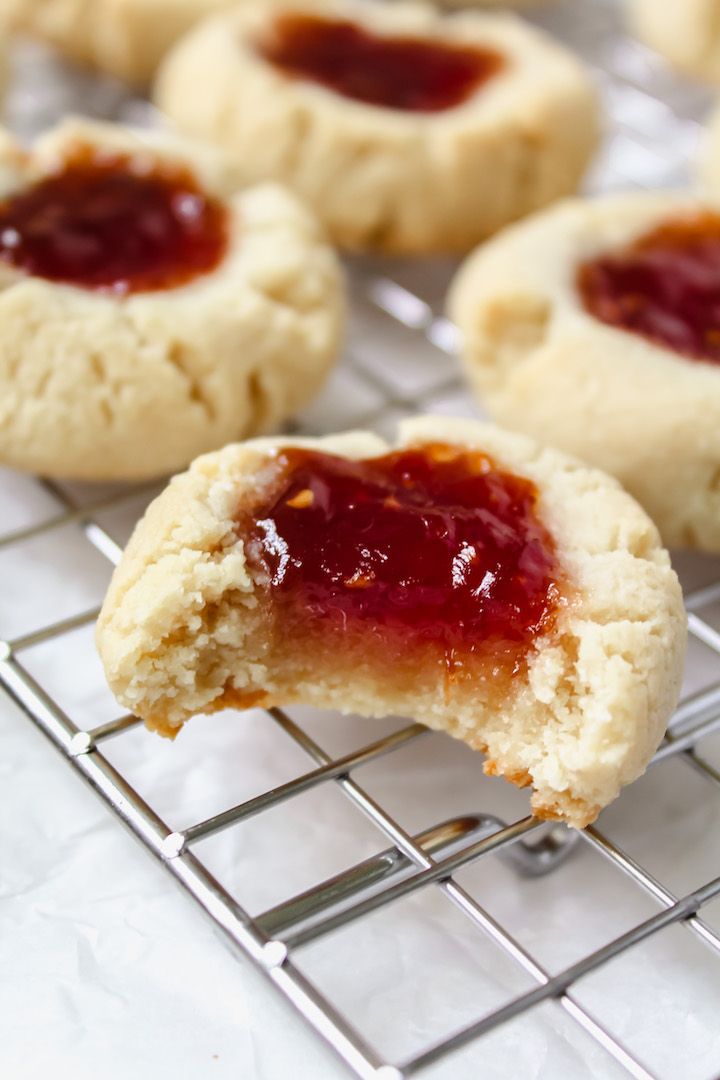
xmin=96 ymin=417 xmax=686 ymax=828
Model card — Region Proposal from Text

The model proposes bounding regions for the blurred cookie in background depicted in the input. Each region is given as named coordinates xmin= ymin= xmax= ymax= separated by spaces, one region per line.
xmin=155 ymin=0 xmax=599 ymax=254
xmin=0 ymin=117 xmax=345 ymax=480
xmin=629 ymin=0 xmax=720 ymax=84
xmin=0 ymin=0 xmax=334 ymax=86
xmin=450 ymin=190 xmax=720 ymax=551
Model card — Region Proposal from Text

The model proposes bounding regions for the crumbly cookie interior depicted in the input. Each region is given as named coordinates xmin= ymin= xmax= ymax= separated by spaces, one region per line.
xmin=212 ymin=442 xmax=574 ymax=733
xmin=96 ymin=422 xmax=686 ymax=830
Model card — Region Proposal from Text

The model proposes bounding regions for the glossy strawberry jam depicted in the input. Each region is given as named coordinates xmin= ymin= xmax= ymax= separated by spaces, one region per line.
xmin=578 ymin=212 xmax=720 ymax=363
xmin=255 ymin=14 xmax=505 ymax=113
xmin=0 ymin=150 xmax=229 ymax=295
xmin=244 ymin=443 xmax=565 ymax=677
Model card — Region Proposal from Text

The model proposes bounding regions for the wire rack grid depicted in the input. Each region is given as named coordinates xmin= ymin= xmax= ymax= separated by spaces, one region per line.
xmin=3 ymin=1 xmax=720 ymax=1078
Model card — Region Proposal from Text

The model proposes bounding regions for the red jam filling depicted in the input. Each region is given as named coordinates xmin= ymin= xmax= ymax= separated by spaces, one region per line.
xmin=0 ymin=150 xmax=229 ymax=295
xmin=578 ymin=212 xmax=720 ymax=363
xmin=255 ymin=14 xmax=504 ymax=113
xmin=243 ymin=444 xmax=565 ymax=679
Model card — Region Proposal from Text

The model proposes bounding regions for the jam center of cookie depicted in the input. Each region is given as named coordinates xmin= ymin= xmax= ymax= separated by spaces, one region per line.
xmin=244 ymin=443 xmax=563 ymax=672
xmin=255 ymin=14 xmax=504 ymax=112
xmin=0 ymin=150 xmax=229 ymax=294
xmin=578 ymin=212 xmax=720 ymax=363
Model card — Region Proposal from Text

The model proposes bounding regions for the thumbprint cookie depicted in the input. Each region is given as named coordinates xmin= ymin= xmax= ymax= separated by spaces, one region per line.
xmin=96 ymin=417 xmax=686 ymax=828
xmin=0 ymin=0 xmax=322 ymax=86
xmin=0 ymin=117 xmax=344 ymax=481
xmin=154 ymin=0 xmax=599 ymax=254
xmin=450 ymin=191 xmax=720 ymax=551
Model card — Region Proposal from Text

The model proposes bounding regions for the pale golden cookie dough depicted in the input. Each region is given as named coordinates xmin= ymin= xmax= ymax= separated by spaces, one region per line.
xmin=0 ymin=117 xmax=344 ymax=481
xmin=155 ymin=0 xmax=599 ymax=254
xmin=629 ymin=0 xmax=720 ymax=84
xmin=0 ymin=0 xmax=271 ymax=86
xmin=95 ymin=416 xmax=686 ymax=829
xmin=449 ymin=191 xmax=720 ymax=551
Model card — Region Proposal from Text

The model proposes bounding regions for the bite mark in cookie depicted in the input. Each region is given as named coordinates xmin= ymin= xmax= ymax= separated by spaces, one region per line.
xmin=95 ymin=418 xmax=687 ymax=829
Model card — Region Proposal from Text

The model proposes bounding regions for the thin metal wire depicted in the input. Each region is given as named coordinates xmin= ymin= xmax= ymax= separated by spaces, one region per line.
xmin=4 ymin=409 xmax=720 ymax=1080
xmin=582 ymin=827 xmax=720 ymax=956
xmin=399 ymin=876 xmax=720 ymax=1076
xmin=166 ymin=723 xmax=429 ymax=854
xmin=87 ymin=714 xmax=144 ymax=743
xmin=0 ymin=645 xmax=401 ymax=1079
xmin=257 ymin=815 xmax=517 ymax=938
xmin=0 ymin=479 xmax=159 ymax=549
xmin=264 ymin=716 xmax=655 ymax=1080
xmin=5 ymin=305 xmax=720 ymax=1080
xmin=5 ymin=287 xmax=720 ymax=1079
xmin=4 ymin=3 xmax=720 ymax=1077
xmin=8 ymin=605 xmax=101 ymax=651
xmin=267 ymin=706 xmax=579 ymax=881
xmin=687 ymin=612 xmax=720 ymax=655
xmin=422 ymin=882 xmax=659 ymax=1080
xmin=5 ymin=398 xmax=720 ymax=1080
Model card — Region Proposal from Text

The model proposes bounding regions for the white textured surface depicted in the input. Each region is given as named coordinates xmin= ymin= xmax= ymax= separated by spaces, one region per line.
xmin=2 ymin=3 xmax=720 ymax=1079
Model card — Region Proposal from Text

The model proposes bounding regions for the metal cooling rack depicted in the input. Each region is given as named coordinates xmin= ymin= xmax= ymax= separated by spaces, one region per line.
xmin=3 ymin=1 xmax=720 ymax=1078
